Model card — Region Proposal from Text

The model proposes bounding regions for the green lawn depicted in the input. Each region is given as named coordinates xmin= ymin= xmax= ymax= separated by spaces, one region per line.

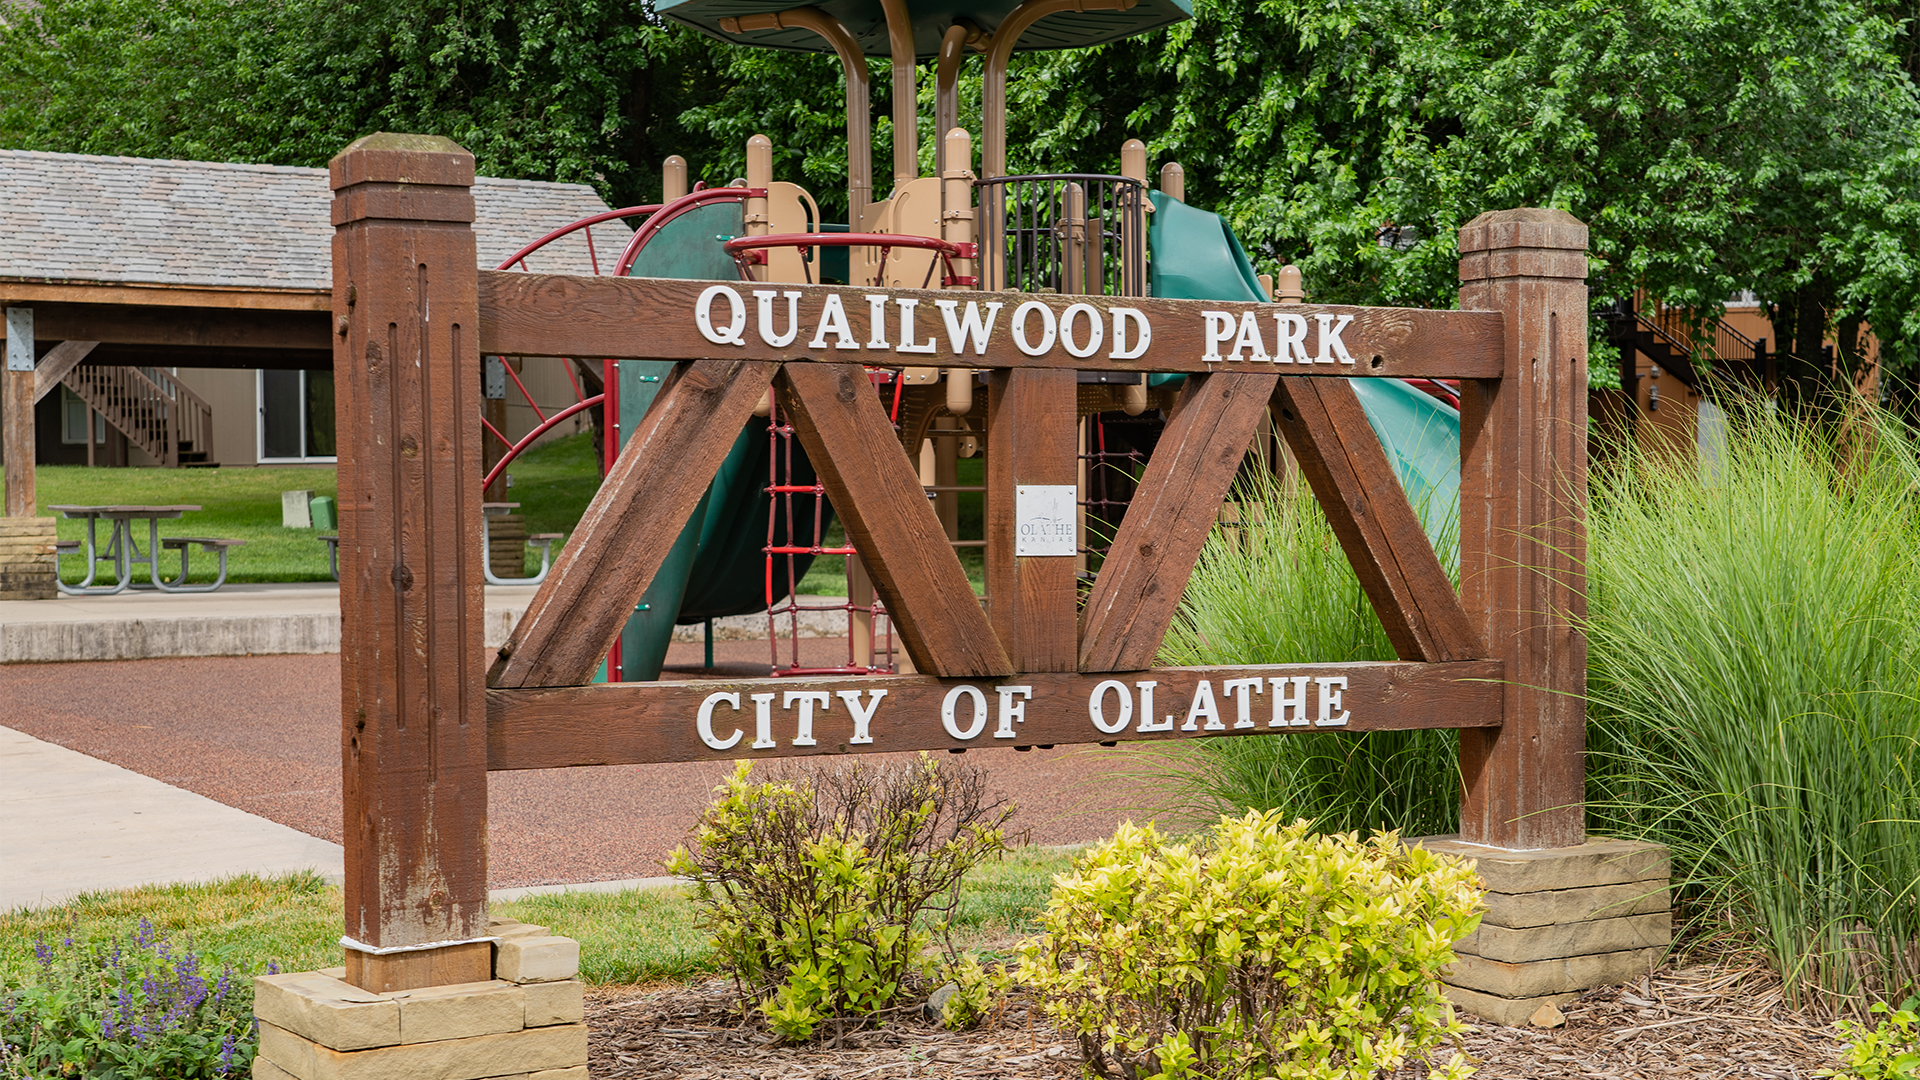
xmin=0 ymin=433 xmax=605 ymax=586
xmin=4 ymin=431 xmax=985 ymax=593
xmin=18 ymin=465 xmax=343 ymax=584
xmin=0 ymin=848 xmax=1073 ymax=989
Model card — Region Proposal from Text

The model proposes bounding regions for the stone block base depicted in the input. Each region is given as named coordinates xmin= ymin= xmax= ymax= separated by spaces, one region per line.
xmin=0 ymin=517 xmax=57 ymax=600
xmin=1415 ymin=837 xmax=1670 ymax=1027
xmin=254 ymin=919 xmax=588 ymax=1080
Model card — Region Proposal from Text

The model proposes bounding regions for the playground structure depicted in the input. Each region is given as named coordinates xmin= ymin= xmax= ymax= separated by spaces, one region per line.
xmin=480 ymin=135 xmax=1468 ymax=684
xmin=252 ymin=0 xmax=1670 ymax=1072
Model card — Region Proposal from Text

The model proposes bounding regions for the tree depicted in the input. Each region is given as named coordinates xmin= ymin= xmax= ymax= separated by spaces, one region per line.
xmin=8 ymin=0 xmax=1920 ymax=399
xmin=1006 ymin=0 xmax=1920 ymax=395
xmin=0 ymin=0 xmax=732 ymax=206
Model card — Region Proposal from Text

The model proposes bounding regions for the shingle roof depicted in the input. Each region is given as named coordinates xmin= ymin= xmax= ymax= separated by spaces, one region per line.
xmin=0 ymin=148 xmax=629 ymax=291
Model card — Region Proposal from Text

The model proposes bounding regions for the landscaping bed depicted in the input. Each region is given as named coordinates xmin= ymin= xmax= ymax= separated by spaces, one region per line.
xmin=580 ymin=961 xmax=1844 ymax=1079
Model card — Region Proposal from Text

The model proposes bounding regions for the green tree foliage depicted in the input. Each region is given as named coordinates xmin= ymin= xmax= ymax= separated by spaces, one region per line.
xmin=0 ymin=0 xmax=727 ymax=205
xmin=1010 ymin=0 xmax=1920 ymax=379
xmin=5 ymin=0 xmax=1920 ymax=378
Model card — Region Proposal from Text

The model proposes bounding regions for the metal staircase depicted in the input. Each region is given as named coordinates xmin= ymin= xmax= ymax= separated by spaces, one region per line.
xmin=62 ymin=365 xmax=213 ymax=467
xmin=1600 ymin=299 xmax=1768 ymax=396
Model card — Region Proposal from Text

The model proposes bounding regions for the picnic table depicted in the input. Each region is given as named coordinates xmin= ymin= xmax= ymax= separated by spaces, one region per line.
xmin=49 ymin=505 xmax=244 ymax=595
xmin=319 ymin=507 xmax=559 ymax=585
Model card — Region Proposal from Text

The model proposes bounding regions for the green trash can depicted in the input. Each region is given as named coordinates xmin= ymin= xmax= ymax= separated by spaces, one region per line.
xmin=309 ymin=495 xmax=337 ymax=531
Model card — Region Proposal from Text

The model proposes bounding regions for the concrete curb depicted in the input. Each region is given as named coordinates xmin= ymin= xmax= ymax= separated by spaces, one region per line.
xmin=0 ymin=588 xmax=856 ymax=663
xmin=0 ymin=609 xmax=527 ymax=663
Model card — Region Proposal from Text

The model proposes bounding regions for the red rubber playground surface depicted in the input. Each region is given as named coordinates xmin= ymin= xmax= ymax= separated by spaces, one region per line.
xmin=0 ymin=643 xmax=1163 ymax=889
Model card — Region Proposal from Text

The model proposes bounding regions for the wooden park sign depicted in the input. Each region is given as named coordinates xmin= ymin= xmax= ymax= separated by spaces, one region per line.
xmin=329 ymin=133 xmax=1588 ymax=993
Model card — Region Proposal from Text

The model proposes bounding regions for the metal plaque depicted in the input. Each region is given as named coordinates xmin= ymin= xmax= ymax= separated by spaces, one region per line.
xmin=1015 ymin=484 xmax=1077 ymax=557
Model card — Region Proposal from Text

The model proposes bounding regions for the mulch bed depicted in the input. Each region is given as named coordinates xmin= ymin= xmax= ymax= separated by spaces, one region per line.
xmin=585 ymin=962 xmax=1847 ymax=1079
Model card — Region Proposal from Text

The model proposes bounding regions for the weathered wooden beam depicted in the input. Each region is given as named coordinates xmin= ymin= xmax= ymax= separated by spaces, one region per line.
xmin=1272 ymin=378 xmax=1484 ymax=662
xmin=779 ymin=362 xmax=1013 ymax=679
xmin=21 ymin=301 xmax=331 ymax=352
xmin=32 ymin=340 xmax=99 ymax=405
xmin=1455 ymin=209 xmax=1590 ymax=850
xmin=487 ymin=660 xmax=1505 ymax=770
xmin=476 ymin=272 xmax=1505 ymax=378
xmin=332 ymin=132 xmax=491 ymax=992
xmin=4 ymin=308 xmax=35 ymax=517
xmin=0 ymin=281 xmax=330 ymax=312
xmin=985 ymin=368 xmax=1079 ymax=671
xmin=489 ymin=356 xmax=780 ymax=689
xmin=1078 ymin=371 xmax=1279 ymax=672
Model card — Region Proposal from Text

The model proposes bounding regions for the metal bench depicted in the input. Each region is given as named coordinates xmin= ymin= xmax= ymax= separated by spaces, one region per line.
xmin=324 ymin=532 xmax=558 ymax=585
xmin=156 ymin=537 xmax=245 ymax=592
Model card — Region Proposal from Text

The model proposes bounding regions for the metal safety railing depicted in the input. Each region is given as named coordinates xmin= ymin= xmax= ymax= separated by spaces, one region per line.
xmin=974 ymin=174 xmax=1148 ymax=296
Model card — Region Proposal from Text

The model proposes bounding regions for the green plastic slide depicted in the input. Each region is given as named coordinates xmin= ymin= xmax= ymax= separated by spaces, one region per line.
xmin=606 ymin=202 xmax=833 ymax=681
xmin=1145 ymin=191 xmax=1460 ymax=548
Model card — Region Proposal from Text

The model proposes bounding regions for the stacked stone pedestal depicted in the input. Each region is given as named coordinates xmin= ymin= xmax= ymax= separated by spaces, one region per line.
xmin=0 ymin=517 xmax=57 ymax=600
xmin=488 ymin=514 xmax=527 ymax=579
xmin=1416 ymin=837 xmax=1671 ymax=1027
xmin=253 ymin=920 xmax=589 ymax=1080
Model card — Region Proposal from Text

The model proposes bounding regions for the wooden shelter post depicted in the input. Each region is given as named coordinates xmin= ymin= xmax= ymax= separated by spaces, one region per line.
xmin=1455 ymin=209 xmax=1590 ymax=850
xmin=4 ymin=307 xmax=34 ymax=517
xmin=330 ymin=133 xmax=491 ymax=992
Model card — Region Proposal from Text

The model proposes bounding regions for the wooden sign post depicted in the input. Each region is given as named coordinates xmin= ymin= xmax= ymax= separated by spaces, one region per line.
xmin=330 ymin=133 xmax=491 ymax=992
xmin=273 ymin=135 xmax=1658 ymax=1060
xmin=4 ymin=307 xmax=35 ymax=518
xmin=1456 ymin=209 xmax=1590 ymax=851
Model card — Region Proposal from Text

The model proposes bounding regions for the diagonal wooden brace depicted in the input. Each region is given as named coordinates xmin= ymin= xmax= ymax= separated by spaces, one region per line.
xmin=779 ymin=362 xmax=1012 ymax=678
xmin=1079 ymin=370 xmax=1279 ymax=673
xmin=489 ymin=357 xmax=780 ymax=689
xmin=1271 ymin=377 xmax=1484 ymax=662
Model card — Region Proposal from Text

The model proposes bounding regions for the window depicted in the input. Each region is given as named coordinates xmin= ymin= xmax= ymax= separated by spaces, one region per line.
xmin=59 ymin=387 xmax=104 ymax=445
xmin=258 ymin=369 xmax=336 ymax=462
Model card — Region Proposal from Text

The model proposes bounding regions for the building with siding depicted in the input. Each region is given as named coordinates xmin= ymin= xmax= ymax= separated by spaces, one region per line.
xmin=0 ymin=148 xmax=618 ymax=468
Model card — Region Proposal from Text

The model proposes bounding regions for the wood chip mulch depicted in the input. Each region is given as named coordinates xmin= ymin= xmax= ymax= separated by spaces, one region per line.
xmin=585 ymin=962 xmax=1849 ymax=1079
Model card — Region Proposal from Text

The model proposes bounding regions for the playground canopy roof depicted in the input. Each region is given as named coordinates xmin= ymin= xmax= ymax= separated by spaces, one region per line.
xmin=0 ymin=148 xmax=620 ymax=369
xmin=660 ymin=0 xmax=1192 ymax=58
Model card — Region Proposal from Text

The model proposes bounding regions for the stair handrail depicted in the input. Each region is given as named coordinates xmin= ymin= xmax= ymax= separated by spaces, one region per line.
xmin=143 ymin=367 xmax=214 ymax=465
xmin=63 ymin=364 xmax=212 ymax=467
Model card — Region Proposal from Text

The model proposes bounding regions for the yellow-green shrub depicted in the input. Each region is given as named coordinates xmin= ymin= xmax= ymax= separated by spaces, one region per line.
xmin=1822 ymin=1000 xmax=1920 ymax=1079
xmin=1020 ymin=812 xmax=1482 ymax=1080
xmin=666 ymin=757 xmax=1012 ymax=1042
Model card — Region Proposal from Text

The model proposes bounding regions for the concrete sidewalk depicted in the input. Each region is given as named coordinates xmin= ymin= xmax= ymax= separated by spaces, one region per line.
xmin=0 ymin=582 xmax=539 ymax=663
xmin=0 ymin=725 xmax=680 ymax=910
xmin=0 ymin=582 xmax=861 ymax=663
xmin=1 ymin=724 xmax=345 ymax=910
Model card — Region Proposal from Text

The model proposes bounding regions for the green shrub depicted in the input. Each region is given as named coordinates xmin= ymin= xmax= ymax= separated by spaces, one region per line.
xmin=1020 ymin=812 xmax=1481 ymax=1080
xmin=1587 ymin=402 xmax=1920 ymax=1013
xmin=1822 ymin=999 xmax=1920 ymax=1079
xmin=1 ymin=918 xmax=257 ymax=1079
xmin=666 ymin=756 xmax=1014 ymax=1042
xmin=1153 ymin=470 xmax=1460 ymax=837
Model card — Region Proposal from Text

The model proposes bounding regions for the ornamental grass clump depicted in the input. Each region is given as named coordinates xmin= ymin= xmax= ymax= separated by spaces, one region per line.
xmin=1 ymin=917 xmax=257 ymax=1079
xmin=666 ymin=755 xmax=1014 ymax=1043
xmin=1587 ymin=400 xmax=1920 ymax=1015
xmin=1021 ymin=812 xmax=1482 ymax=1080
xmin=1154 ymin=468 xmax=1459 ymax=837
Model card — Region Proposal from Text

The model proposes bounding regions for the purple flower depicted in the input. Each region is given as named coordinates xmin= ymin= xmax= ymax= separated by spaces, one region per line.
xmin=32 ymin=938 xmax=50 ymax=967
xmin=218 ymin=1034 xmax=238 ymax=1075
